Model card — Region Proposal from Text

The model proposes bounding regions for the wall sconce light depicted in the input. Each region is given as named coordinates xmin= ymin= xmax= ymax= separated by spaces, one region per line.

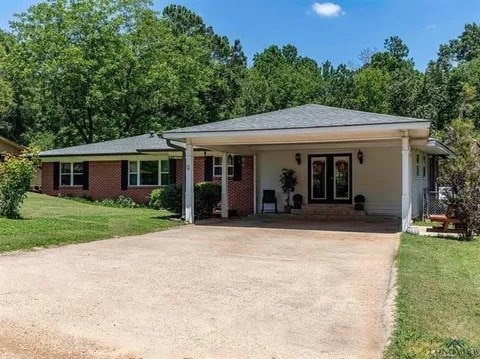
xmin=228 ymin=154 xmax=233 ymax=164
xmin=357 ymin=150 xmax=364 ymax=164
xmin=295 ymin=153 xmax=301 ymax=165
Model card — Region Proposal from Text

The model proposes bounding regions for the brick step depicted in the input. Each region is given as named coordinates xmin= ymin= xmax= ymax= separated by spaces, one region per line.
xmin=291 ymin=204 xmax=365 ymax=216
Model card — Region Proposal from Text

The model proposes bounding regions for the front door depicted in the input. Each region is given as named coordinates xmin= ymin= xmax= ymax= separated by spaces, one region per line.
xmin=308 ymin=154 xmax=352 ymax=204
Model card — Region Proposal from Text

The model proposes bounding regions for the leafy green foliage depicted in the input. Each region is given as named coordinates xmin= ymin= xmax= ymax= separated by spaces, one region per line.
xmin=194 ymin=182 xmax=221 ymax=219
xmin=154 ymin=184 xmax=182 ymax=215
xmin=0 ymin=149 xmax=39 ymax=218
xmin=279 ymin=168 xmax=298 ymax=206
xmin=441 ymin=119 xmax=480 ymax=239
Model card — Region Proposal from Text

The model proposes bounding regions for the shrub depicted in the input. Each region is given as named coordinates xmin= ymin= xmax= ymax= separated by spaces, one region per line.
xmin=99 ymin=195 xmax=136 ymax=208
xmin=148 ymin=188 xmax=163 ymax=210
xmin=195 ymin=182 xmax=221 ymax=219
xmin=0 ymin=149 xmax=39 ymax=219
xmin=156 ymin=184 xmax=182 ymax=215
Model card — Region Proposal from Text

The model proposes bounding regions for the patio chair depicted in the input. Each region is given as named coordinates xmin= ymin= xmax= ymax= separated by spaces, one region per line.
xmin=429 ymin=205 xmax=461 ymax=232
xmin=261 ymin=189 xmax=278 ymax=213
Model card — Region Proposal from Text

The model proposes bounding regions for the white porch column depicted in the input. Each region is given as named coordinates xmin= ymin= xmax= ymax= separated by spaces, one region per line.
xmin=253 ymin=154 xmax=257 ymax=214
xmin=185 ymin=141 xmax=194 ymax=223
xmin=401 ymin=135 xmax=412 ymax=231
xmin=221 ymin=152 xmax=229 ymax=218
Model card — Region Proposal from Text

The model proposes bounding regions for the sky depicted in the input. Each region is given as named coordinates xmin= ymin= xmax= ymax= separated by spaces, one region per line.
xmin=1 ymin=0 xmax=479 ymax=70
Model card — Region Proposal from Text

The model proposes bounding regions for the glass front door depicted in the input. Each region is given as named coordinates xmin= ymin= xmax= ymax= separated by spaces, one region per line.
xmin=309 ymin=154 xmax=352 ymax=203
xmin=311 ymin=156 xmax=327 ymax=200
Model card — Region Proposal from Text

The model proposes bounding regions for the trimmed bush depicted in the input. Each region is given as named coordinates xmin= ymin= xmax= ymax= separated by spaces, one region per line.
xmin=194 ymin=181 xmax=221 ymax=219
xmin=155 ymin=184 xmax=182 ymax=215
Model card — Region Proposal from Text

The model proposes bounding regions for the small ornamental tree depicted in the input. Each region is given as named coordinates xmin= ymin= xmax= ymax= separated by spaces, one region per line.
xmin=0 ymin=148 xmax=39 ymax=219
xmin=279 ymin=168 xmax=298 ymax=207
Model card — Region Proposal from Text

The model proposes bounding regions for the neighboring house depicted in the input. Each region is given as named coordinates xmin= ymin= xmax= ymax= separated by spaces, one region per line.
xmin=162 ymin=104 xmax=455 ymax=231
xmin=0 ymin=135 xmax=23 ymax=157
xmin=40 ymin=104 xmax=454 ymax=231
xmin=40 ymin=133 xmax=254 ymax=216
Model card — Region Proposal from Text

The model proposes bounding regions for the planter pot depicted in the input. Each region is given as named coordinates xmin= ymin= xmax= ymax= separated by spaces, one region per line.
xmin=284 ymin=205 xmax=292 ymax=214
xmin=293 ymin=201 xmax=302 ymax=209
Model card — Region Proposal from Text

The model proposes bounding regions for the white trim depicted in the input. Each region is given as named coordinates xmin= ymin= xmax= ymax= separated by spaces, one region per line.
xmin=213 ymin=156 xmax=233 ymax=178
xmin=127 ymin=160 xmax=169 ymax=187
xmin=185 ymin=143 xmax=194 ymax=223
xmin=253 ymin=154 xmax=257 ymax=214
xmin=59 ymin=162 xmax=84 ymax=187
xmin=163 ymin=122 xmax=430 ymax=140
xmin=401 ymin=136 xmax=412 ymax=231
xmin=221 ymin=152 xmax=229 ymax=218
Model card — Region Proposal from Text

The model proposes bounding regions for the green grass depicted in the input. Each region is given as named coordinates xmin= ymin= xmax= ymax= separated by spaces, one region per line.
xmin=0 ymin=193 xmax=181 ymax=252
xmin=386 ymin=234 xmax=480 ymax=358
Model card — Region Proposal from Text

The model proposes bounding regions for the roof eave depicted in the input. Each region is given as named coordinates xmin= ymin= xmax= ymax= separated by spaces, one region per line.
xmin=163 ymin=121 xmax=431 ymax=140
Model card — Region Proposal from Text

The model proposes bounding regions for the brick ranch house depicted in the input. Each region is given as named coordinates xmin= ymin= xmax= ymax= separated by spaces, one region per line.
xmin=40 ymin=134 xmax=254 ymax=216
xmin=41 ymin=105 xmax=455 ymax=231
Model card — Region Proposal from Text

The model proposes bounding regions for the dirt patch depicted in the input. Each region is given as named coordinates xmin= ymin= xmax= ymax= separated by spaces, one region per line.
xmin=0 ymin=319 xmax=138 ymax=359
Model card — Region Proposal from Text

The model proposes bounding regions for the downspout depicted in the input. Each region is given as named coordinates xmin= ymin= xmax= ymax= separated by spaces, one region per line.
xmin=164 ymin=138 xmax=186 ymax=220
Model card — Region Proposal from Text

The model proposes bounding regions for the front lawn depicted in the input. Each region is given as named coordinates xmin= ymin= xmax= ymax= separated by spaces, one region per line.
xmin=0 ymin=193 xmax=180 ymax=252
xmin=386 ymin=234 xmax=480 ymax=358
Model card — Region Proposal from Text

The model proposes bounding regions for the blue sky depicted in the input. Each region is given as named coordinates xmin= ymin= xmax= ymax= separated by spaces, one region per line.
xmin=1 ymin=0 xmax=479 ymax=70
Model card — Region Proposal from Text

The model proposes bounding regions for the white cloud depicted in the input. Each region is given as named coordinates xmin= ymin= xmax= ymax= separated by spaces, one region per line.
xmin=426 ymin=24 xmax=436 ymax=29
xmin=312 ymin=2 xmax=344 ymax=17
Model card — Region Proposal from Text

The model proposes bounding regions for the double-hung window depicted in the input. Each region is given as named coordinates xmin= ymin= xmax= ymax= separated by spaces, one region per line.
xmin=128 ymin=160 xmax=169 ymax=186
xmin=213 ymin=156 xmax=233 ymax=177
xmin=60 ymin=162 xmax=83 ymax=186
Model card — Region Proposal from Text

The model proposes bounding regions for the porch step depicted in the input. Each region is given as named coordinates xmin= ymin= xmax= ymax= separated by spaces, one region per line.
xmin=291 ymin=204 xmax=366 ymax=217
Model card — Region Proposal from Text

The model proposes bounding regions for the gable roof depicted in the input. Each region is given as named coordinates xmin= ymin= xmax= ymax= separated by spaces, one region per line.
xmin=163 ymin=104 xmax=431 ymax=135
xmin=40 ymin=133 xmax=175 ymax=157
xmin=0 ymin=136 xmax=24 ymax=151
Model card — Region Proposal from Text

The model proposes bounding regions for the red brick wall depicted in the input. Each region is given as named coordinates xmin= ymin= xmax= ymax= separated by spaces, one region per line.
xmin=42 ymin=161 xmax=157 ymax=204
xmin=42 ymin=156 xmax=255 ymax=216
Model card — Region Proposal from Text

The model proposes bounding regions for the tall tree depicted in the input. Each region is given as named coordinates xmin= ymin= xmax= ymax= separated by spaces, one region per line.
xmin=236 ymin=44 xmax=322 ymax=115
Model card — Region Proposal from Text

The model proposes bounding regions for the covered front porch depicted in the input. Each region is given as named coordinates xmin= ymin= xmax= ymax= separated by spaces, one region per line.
xmin=162 ymin=104 xmax=453 ymax=231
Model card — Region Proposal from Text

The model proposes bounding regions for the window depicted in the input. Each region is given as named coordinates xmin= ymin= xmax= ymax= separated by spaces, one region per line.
xmin=416 ymin=154 xmax=421 ymax=177
xmin=128 ymin=160 xmax=169 ymax=186
xmin=422 ymin=155 xmax=427 ymax=178
xmin=213 ymin=156 xmax=233 ymax=177
xmin=60 ymin=162 xmax=83 ymax=186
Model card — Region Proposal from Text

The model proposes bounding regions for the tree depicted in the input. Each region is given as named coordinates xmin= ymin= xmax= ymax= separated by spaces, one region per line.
xmin=6 ymin=1 xmax=247 ymax=147
xmin=235 ymin=44 xmax=322 ymax=115
xmin=351 ymin=68 xmax=390 ymax=113
xmin=441 ymin=119 xmax=480 ymax=239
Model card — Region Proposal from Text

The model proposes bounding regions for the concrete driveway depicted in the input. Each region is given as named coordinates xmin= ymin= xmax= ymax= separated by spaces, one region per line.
xmin=0 ymin=217 xmax=399 ymax=359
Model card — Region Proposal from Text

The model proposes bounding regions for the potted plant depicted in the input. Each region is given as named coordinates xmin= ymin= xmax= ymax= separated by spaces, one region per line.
xmin=354 ymin=194 xmax=365 ymax=211
xmin=279 ymin=168 xmax=298 ymax=213
xmin=293 ymin=194 xmax=303 ymax=209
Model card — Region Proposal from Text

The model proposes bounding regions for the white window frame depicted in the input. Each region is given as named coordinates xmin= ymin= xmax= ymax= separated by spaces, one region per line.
xmin=128 ymin=160 xmax=169 ymax=187
xmin=213 ymin=156 xmax=233 ymax=177
xmin=60 ymin=162 xmax=83 ymax=187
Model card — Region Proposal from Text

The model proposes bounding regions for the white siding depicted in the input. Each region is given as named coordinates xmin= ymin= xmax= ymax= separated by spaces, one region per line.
xmin=256 ymin=144 xmax=403 ymax=217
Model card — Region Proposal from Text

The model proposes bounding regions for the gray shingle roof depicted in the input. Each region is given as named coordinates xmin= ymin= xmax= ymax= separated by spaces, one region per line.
xmin=164 ymin=104 xmax=431 ymax=134
xmin=40 ymin=133 xmax=174 ymax=157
